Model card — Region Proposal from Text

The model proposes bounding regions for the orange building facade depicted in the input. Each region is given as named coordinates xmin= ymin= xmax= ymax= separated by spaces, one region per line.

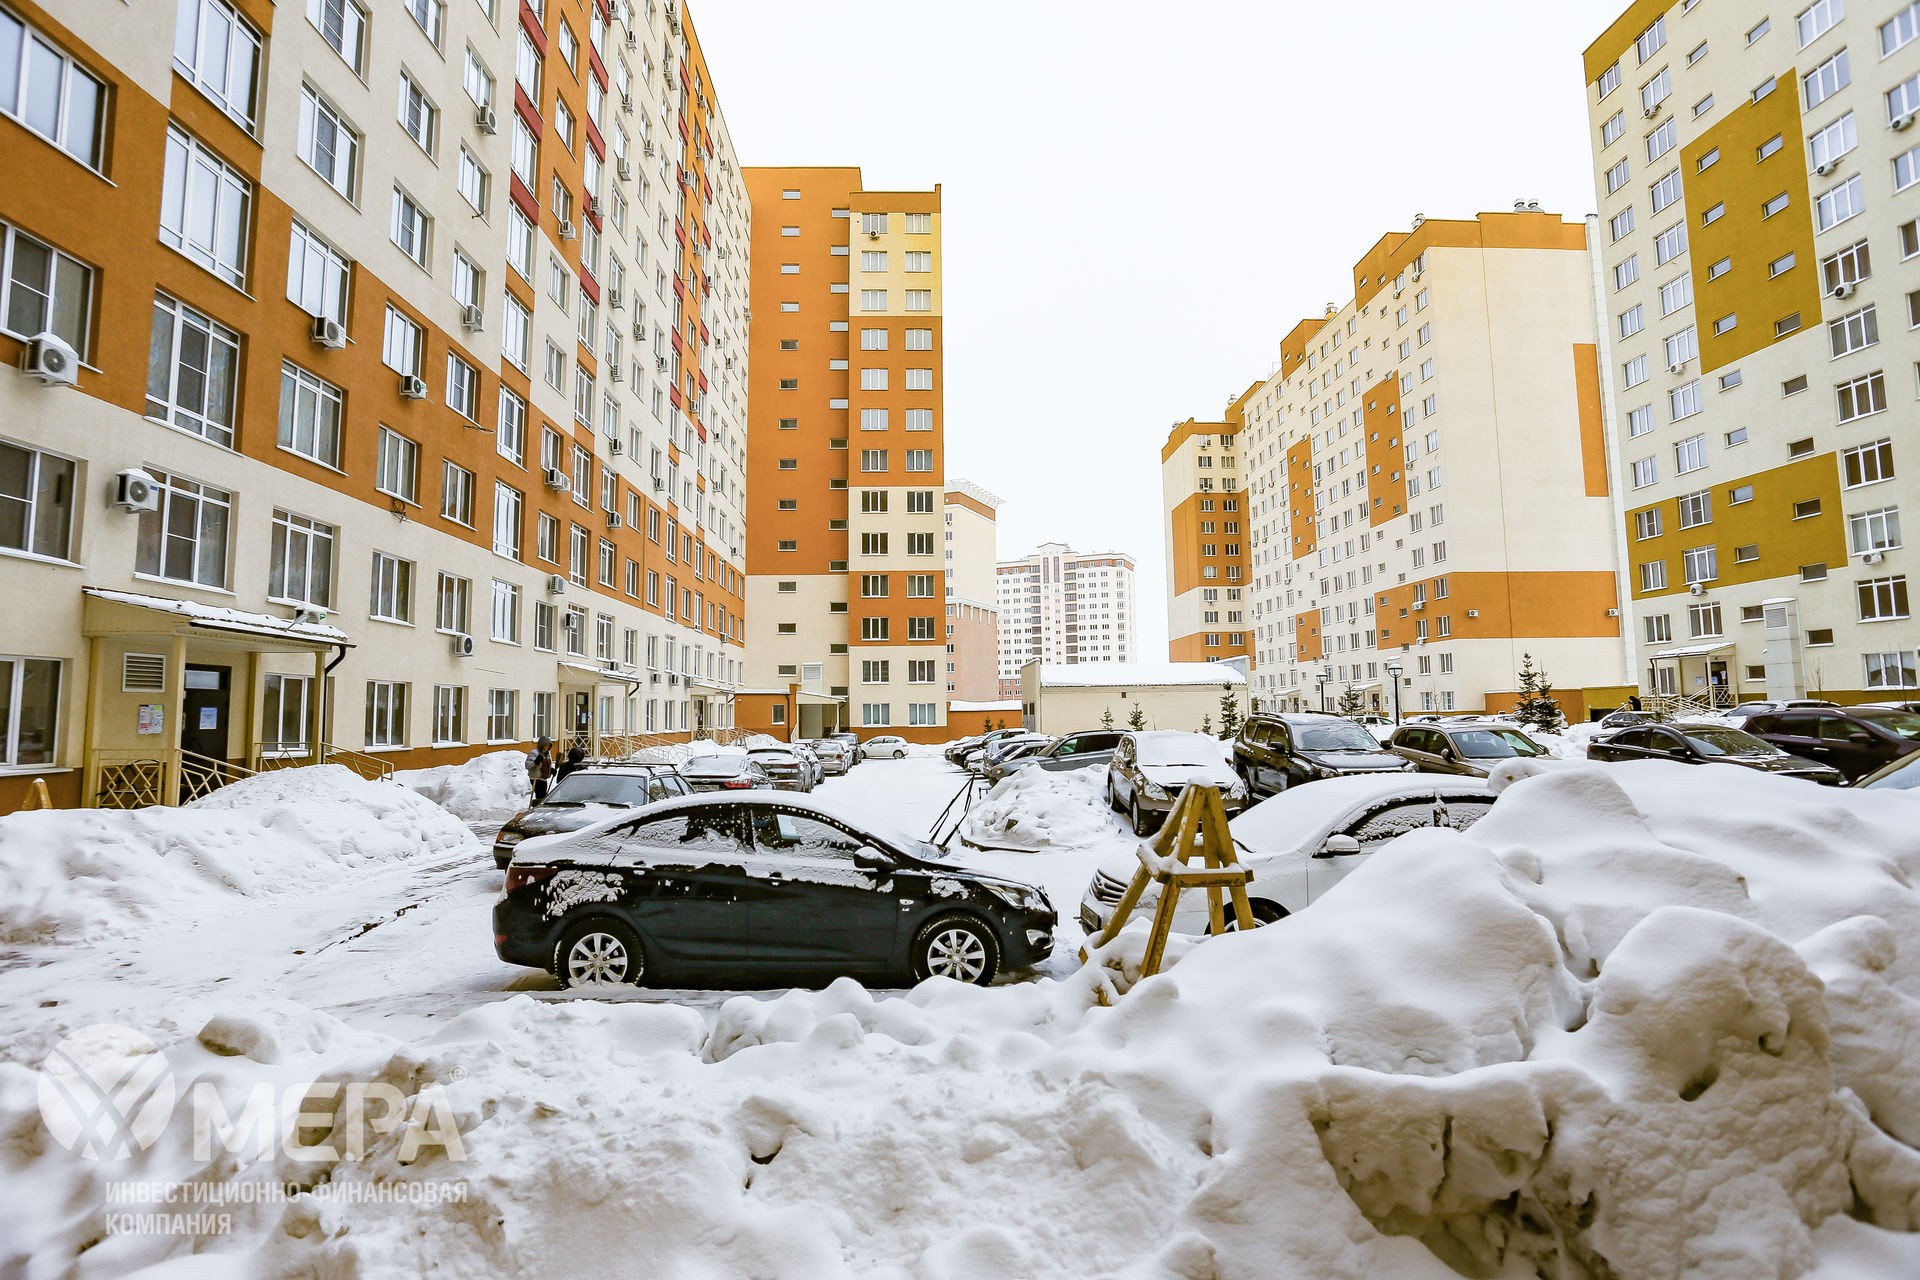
xmin=1161 ymin=390 xmax=1257 ymax=665
xmin=0 ymin=0 xmax=749 ymax=811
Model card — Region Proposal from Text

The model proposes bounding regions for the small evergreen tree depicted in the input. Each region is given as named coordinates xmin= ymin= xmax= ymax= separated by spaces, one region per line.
xmin=1336 ymin=684 xmax=1367 ymax=719
xmin=1200 ymin=713 xmax=1214 ymax=735
xmin=1100 ymin=705 xmax=1115 ymax=729
xmin=1218 ymin=689 xmax=1242 ymax=740
xmin=1513 ymin=653 xmax=1566 ymax=732
xmin=1127 ymin=702 xmax=1147 ymax=731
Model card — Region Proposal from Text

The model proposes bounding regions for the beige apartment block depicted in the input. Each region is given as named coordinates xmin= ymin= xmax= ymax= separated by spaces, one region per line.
xmin=0 ymin=0 xmax=749 ymax=813
xmin=944 ymin=479 xmax=1002 ymax=702
xmin=1233 ymin=209 xmax=1635 ymax=721
xmin=995 ymin=544 xmax=1138 ymax=699
xmin=1584 ymin=0 xmax=1920 ymax=705
xmin=1162 ymin=392 xmax=1257 ymax=666
xmin=739 ymin=169 xmax=953 ymax=741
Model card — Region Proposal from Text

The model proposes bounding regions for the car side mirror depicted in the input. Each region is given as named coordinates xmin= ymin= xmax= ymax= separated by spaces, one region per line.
xmin=1316 ymin=834 xmax=1363 ymax=859
xmin=853 ymin=846 xmax=894 ymax=872
xmin=1850 ymin=731 xmax=1873 ymax=745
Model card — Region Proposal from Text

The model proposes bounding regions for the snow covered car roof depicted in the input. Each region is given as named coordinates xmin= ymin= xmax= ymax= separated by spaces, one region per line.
xmin=1130 ymin=730 xmax=1232 ymax=767
xmin=518 ymin=789 xmax=941 ymax=862
xmin=1230 ymin=774 xmax=1494 ymax=857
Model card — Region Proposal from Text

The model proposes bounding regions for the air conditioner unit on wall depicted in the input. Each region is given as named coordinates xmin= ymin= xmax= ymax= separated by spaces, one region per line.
xmin=309 ymin=316 xmax=347 ymax=349
xmin=544 ymin=467 xmax=572 ymax=493
xmin=398 ymin=374 xmax=428 ymax=399
xmin=450 ymin=634 xmax=476 ymax=657
xmin=113 ymin=468 xmax=160 ymax=513
xmin=475 ymin=105 xmax=498 ymax=135
xmin=20 ymin=331 xmax=79 ymax=386
xmin=460 ymin=305 xmax=484 ymax=332
xmin=1862 ymin=550 xmax=1886 ymax=565
xmin=1831 ymin=282 xmax=1856 ymax=299
xmin=546 ymin=574 xmax=568 ymax=595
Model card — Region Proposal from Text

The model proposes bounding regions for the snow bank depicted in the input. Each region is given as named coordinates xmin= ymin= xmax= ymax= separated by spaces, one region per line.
xmin=0 ymin=766 xmax=472 ymax=944
xmin=958 ymin=763 xmax=1128 ymax=851
xmin=9 ymin=763 xmax=1920 ymax=1277
xmin=626 ymin=734 xmax=779 ymax=768
xmin=392 ymin=749 xmax=530 ymax=824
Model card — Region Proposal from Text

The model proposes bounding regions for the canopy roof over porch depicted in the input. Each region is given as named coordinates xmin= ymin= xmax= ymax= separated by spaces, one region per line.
xmin=1651 ymin=642 xmax=1734 ymax=660
xmin=82 ymin=588 xmax=351 ymax=650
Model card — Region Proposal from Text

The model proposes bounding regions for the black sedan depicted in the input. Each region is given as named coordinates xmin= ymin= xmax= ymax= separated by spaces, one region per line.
xmin=493 ymin=794 xmax=1056 ymax=988
xmin=492 ymin=764 xmax=692 ymax=869
xmin=678 ymin=754 xmax=774 ymax=793
xmin=1585 ymin=721 xmax=1842 ymax=783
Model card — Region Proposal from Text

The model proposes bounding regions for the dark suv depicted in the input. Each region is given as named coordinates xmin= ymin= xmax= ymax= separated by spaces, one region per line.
xmin=1232 ymin=713 xmax=1410 ymax=797
xmin=1741 ymin=705 xmax=1920 ymax=782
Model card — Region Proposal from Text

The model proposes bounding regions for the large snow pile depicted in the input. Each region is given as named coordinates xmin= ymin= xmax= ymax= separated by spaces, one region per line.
xmin=0 ymin=766 xmax=471 ymax=945
xmin=7 ymin=763 xmax=1920 ymax=1277
xmin=392 ymin=749 xmax=531 ymax=824
xmin=958 ymin=763 xmax=1128 ymax=851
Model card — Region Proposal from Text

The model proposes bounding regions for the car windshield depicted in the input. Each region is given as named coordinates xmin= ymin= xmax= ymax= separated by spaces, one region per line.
xmin=682 ymin=757 xmax=745 ymax=776
xmin=543 ymin=774 xmax=653 ymax=806
xmin=1295 ymin=723 xmax=1379 ymax=752
xmin=1863 ymin=754 xmax=1920 ymax=790
xmin=751 ymin=750 xmax=798 ymax=762
xmin=1854 ymin=709 xmax=1920 ymax=741
xmin=1450 ymin=729 xmax=1541 ymax=759
xmin=1680 ymin=727 xmax=1777 ymax=757
xmin=1137 ymin=733 xmax=1225 ymax=767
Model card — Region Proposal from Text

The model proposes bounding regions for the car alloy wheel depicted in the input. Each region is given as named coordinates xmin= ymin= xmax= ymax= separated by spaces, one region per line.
xmin=913 ymin=915 xmax=998 ymax=985
xmin=1130 ymin=797 xmax=1154 ymax=837
xmin=1211 ymin=900 xmax=1289 ymax=934
xmin=557 ymin=919 xmax=646 ymax=987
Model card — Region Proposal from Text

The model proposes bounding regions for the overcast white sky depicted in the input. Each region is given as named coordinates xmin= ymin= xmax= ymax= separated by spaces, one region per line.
xmin=695 ymin=0 xmax=1630 ymax=652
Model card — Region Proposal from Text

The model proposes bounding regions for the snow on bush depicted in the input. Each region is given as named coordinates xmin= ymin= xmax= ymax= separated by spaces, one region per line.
xmin=0 ymin=766 xmax=471 ymax=945
xmin=8 ymin=762 xmax=1920 ymax=1277
xmin=392 ymin=749 xmax=531 ymax=824
xmin=958 ymin=763 xmax=1128 ymax=851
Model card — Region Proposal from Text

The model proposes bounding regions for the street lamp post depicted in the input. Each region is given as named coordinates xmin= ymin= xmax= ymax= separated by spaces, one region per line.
xmin=1384 ymin=661 xmax=1404 ymax=726
xmin=1316 ymin=667 xmax=1333 ymax=713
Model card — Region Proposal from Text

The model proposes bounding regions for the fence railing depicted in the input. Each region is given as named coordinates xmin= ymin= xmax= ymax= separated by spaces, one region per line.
xmin=250 ymin=742 xmax=395 ymax=782
xmin=90 ymin=748 xmax=257 ymax=809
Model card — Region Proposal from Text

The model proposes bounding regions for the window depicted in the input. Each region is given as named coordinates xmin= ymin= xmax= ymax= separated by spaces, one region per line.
xmin=1844 ymin=439 xmax=1895 ymax=487
xmin=1689 ymin=601 xmax=1724 ymax=638
xmin=860 ymin=449 xmax=888 ymax=473
xmin=0 ymin=222 xmax=91 ymax=357
xmin=1809 ymin=113 xmax=1858 ymax=172
xmin=1887 ymin=3 xmax=1920 ymax=55
xmin=906 ymin=213 xmax=932 ymax=234
xmin=135 ymin=470 xmax=229 ymax=588
xmin=383 ymin=306 xmax=423 ymax=375
xmin=1610 ymin=207 xmax=1636 ymax=241
xmin=369 ymin=552 xmax=412 ymax=623
xmin=1762 ymin=192 xmax=1790 ymax=218
xmin=1837 ymin=371 xmax=1887 ymax=421
xmin=1654 ymin=222 xmax=1687 ymax=265
xmin=1675 ymin=433 xmax=1708 ymax=473
xmin=1636 ymin=15 xmax=1667 ymax=63
xmin=906 ymin=449 xmax=933 ymax=472
xmin=1650 ymin=169 xmax=1681 ymax=212
xmin=1642 ymin=69 xmax=1672 ymax=116
xmin=0 ymin=440 xmax=74 ymax=561
xmin=1598 ymin=63 xmax=1622 ymax=100
xmin=905 ymin=251 xmax=932 ymax=272
xmin=1628 ymin=404 xmax=1655 ymax=437
xmin=906 ymin=368 xmax=933 ymax=391
xmin=1624 ymin=355 xmax=1650 ymax=388
xmin=1823 ymin=240 xmax=1872 ymax=293
xmin=1 ymin=16 xmax=100 ymax=167
xmin=391 ymin=188 xmax=431 ymax=267
xmin=859 ymin=289 xmax=886 ymax=311
xmin=1677 ymin=490 xmax=1711 ymax=528
xmin=1850 ymin=506 xmax=1902 ymax=553
xmin=486 ymin=689 xmax=517 ymax=742
xmin=457 ymin=147 xmax=488 ymax=213
xmin=905 ymin=328 xmax=933 ymax=350
xmin=464 ymin=46 xmax=494 ymax=109
xmin=1804 ymin=49 xmax=1850 ymax=109
xmin=298 ymin=85 xmax=358 ymax=198
xmin=492 ymin=482 xmax=522 ymax=559
xmin=489 ymin=580 xmax=520 ymax=643
xmin=269 ymin=510 xmax=335 ymax=607
xmin=432 ymin=685 xmax=466 ymax=745
xmin=1641 ymin=560 xmax=1668 ymax=591
xmin=1730 ymin=484 xmax=1755 ymax=504
xmin=287 ymin=221 xmax=349 ymax=324
xmin=161 ymin=126 xmax=251 ymax=287
xmin=376 ymin=427 xmax=418 ymax=502
xmin=308 ymin=0 xmax=367 ymax=73
xmin=1703 ymin=202 xmax=1726 ymax=226
xmin=1615 ymin=256 xmax=1641 ymax=291
xmin=1645 ymin=614 xmax=1673 ymax=644
xmin=174 ymin=0 xmax=260 ymax=128
xmin=434 ymin=572 xmax=471 ymax=635
xmin=1670 ymin=380 xmax=1703 ymax=421
xmin=276 ymin=362 xmax=342 ymax=467
xmin=144 ymin=295 xmax=239 ymax=448
xmin=405 ymin=0 xmax=444 ymax=47
xmin=1859 ymin=576 xmax=1910 ymax=621
xmin=441 ymin=460 xmax=475 ymax=525
xmin=1816 ymin=175 xmax=1864 ymax=231
xmin=1635 ymin=508 xmax=1664 ymax=540
xmin=1682 ymin=545 xmax=1718 ymax=584
xmin=1632 ymin=456 xmax=1659 ymax=488
xmin=1829 ymin=304 xmax=1880 ymax=358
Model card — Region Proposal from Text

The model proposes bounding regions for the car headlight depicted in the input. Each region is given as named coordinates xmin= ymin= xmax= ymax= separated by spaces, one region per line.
xmin=495 ymin=830 xmax=526 ymax=847
xmin=981 ymin=881 xmax=1050 ymax=914
xmin=1140 ymin=779 xmax=1171 ymax=801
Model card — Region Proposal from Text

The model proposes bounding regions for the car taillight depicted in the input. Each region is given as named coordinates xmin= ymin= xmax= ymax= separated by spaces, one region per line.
xmin=505 ymin=865 xmax=557 ymax=893
xmin=724 ymin=778 xmax=752 ymax=789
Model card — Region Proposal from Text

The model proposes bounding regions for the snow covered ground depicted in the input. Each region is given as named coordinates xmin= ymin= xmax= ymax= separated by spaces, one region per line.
xmin=3 ymin=753 xmax=1919 ymax=1277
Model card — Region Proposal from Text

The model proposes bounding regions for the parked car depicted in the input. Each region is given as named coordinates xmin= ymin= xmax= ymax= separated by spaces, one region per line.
xmin=945 ymin=727 xmax=1027 ymax=767
xmin=1597 ymin=708 xmax=1655 ymax=729
xmin=678 ymin=754 xmax=775 ymax=793
xmin=747 ymin=746 xmax=815 ymax=792
xmin=979 ymin=737 xmax=1052 ymax=776
xmin=1585 ymin=721 xmax=1841 ymax=783
xmin=1079 ymin=775 xmax=1495 ymax=937
xmin=1106 ymin=730 xmax=1249 ymax=835
xmin=972 ymin=732 xmax=1051 ymax=772
xmin=984 ymin=729 xmax=1126 ymax=783
xmin=1231 ymin=712 xmax=1412 ymax=798
xmin=861 ymin=734 xmax=911 ymax=760
xmin=492 ymin=764 xmax=693 ymax=869
xmin=789 ymin=743 xmax=824 ymax=788
xmin=1857 ymin=749 xmax=1920 ymax=790
xmin=826 ymin=731 xmax=863 ymax=763
xmin=800 ymin=738 xmax=853 ymax=776
xmin=1740 ymin=705 xmax=1920 ymax=782
xmin=1724 ymin=699 xmax=1838 ymax=721
xmin=494 ymin=793 xmax=1056 ymax=987
xmin=1386 ymin=722 xmax=1548 ymax=777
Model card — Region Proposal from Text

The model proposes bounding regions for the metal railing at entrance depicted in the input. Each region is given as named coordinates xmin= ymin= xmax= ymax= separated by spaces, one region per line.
xmin=90 ymin=747 xmax=258 ymax=808
xmin=250 ymin=742 xmax=395 ymax=782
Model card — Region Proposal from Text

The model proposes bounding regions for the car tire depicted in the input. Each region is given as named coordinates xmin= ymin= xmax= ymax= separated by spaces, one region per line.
xmin=1211 ymin=899 xmax=1289 ymax=933
xmin=554 ymin=917 xmax=648 ymax=988
xmin=912 ymin=914 xmax=999 ymax=985
xmin=1130 ymin=796 xmax=1156 ymax=837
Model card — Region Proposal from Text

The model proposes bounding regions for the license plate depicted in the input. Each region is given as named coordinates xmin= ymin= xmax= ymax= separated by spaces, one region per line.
xmin=1079 ymin=905 xmax=1101 ymax=934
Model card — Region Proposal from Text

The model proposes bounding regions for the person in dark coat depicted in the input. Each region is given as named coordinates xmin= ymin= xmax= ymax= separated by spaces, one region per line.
xmin=526 ymin=737 xmax=556 ymax=801
xmin=554 ymin=744 xmax=587 ymax=783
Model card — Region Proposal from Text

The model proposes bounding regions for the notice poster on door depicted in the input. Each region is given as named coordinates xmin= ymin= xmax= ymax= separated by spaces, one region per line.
xmin=199 ymin=706 xmax=219 ymax=730
xmin=137 ymin=704 xmax=163 ymax=735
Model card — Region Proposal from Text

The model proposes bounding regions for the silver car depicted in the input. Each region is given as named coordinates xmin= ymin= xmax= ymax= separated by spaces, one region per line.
xmin=985 ymin=730 xmax=1126 ymax=783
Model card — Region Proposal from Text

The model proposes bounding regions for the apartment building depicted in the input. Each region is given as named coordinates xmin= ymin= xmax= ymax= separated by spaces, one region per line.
xmin=1161 ymin=391 xmax=1257 ymax=664
xmin=738 ymin=169 xmax=953 ymax=740
xmin=1238 ymin=209 xmax=1633 ymax=719
xmin=994 ymin=544 xmax=1138 ymax=698
xmin=1584 ymin=0 xmax=1920 ymax=704
xmin=0 ymin=0 xmax=748 ymax=812
xmin=944 ymin=479 xmax=1001 ymax=702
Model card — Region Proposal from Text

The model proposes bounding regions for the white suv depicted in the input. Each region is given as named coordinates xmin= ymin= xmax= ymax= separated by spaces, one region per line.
xmin=861 ymin=735 xmax=910 ymax=760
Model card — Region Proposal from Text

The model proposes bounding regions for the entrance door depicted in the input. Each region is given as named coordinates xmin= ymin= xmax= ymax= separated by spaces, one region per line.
xmin=180 ymin=665 xmax=231 ymax=763
xmin=570 ymin=690 xmax=592 ymax=751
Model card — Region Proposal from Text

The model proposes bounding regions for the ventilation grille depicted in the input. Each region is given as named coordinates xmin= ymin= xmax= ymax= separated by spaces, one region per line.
xmin=122 ymin=652 xmax=166 ymax=693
